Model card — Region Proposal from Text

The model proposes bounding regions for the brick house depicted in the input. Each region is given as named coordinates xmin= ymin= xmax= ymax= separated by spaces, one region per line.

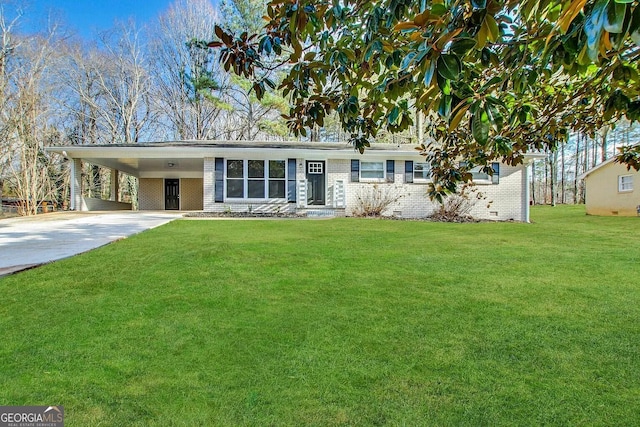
xmin=48 ymin=141 xmax=540 ymax=221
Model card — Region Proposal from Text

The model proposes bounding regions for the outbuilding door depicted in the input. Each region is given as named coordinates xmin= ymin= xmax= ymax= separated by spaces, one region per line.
xmin=306 ymin=161 xmax=325 ymax=205
xmin=165 ymin=179 xmax=180 ymax=210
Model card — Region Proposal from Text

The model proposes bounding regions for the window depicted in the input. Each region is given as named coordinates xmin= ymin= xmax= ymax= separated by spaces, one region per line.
xmin=360 ymin=161 xmax=385 ymax=180
xmin=413 ymin=162 xmax=431 ymax=181
xmin=308 ymin=162 xmax=323 ymax=174
xmin=248 ymin=160 xmax=265 ymax=198
xmin=471 ymin=166 xmax=491 ymax=181
xmin=619 ymin=175 xmax=633 ymax=192
xmin=226 ymin=159 xmax=287 ymax=199
xmin=269 ymin=160 xmax=286 ymax=198
xmin=226 ymin=160 xmax=244 ymax=198
xmin=463 ymin=162 xmax=499 ymax=184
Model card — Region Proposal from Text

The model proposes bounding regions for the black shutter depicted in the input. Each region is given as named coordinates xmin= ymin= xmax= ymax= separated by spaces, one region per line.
xmin=491 ymin=162 xmax=500 ymax=184
xmin=351 ymin=159 xmax=360 ymax=182
xmin=287 ymin=158 xmax=296 ymax=203
xmin=214 ymin=158 xmax=224 ymax=202
xmin=386 ymin=160 xmax=395 ymax=183
xmin=405 ymin=161 xmax=413 ymax=183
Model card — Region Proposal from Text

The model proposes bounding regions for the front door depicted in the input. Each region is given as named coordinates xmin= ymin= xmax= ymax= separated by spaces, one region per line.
xmin=165 ymin=179 xmax=180 ymax=210
xmin=306 ymin=161 xmax=325 ymax=205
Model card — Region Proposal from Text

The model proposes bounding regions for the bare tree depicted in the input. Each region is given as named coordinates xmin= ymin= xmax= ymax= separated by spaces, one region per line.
xmin=3 ymin=18 xmax=64 ymax=215
xmin=148 ymin=0 xmax=228 ymax=140
xmin=0 ymin=5 xmax=23 ymax=214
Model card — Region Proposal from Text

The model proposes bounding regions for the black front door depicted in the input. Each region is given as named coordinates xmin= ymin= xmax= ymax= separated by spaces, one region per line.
xmin=165 ymin=179 xmax=180 ymax=210
xmin=306 ymin=161 xmax=325 ymax=205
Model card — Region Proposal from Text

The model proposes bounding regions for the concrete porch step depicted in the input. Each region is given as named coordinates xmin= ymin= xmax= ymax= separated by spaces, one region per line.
xmin=305 ymin=209 xmax=337 ymax=218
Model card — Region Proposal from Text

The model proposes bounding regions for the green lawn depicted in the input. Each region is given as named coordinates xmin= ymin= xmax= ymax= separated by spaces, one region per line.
xmin=1 ymin=205 xmax=639 ymax=426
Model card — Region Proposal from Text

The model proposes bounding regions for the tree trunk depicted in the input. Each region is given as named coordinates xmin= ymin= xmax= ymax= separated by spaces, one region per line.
xmin=550 ymin=148 xmax=557 ymax=207
xmin=574 ymin=133 xmax=580 ymax=204
xmin=601 ymin=126 xmax=609 ymax=162
xmin=560 ymin=141 xmax=566 ymax=204
xmin=543 ymin=148 xmax=549 ymax=204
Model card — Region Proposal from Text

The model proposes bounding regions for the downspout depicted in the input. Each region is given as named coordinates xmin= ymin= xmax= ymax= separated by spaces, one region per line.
xmin=524 ymin=161 xmax=531 ymax=223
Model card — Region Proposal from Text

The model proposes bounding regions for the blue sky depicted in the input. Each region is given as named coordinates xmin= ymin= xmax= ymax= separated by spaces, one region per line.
xmin=24 ymin=0 xmax=176 ymax=38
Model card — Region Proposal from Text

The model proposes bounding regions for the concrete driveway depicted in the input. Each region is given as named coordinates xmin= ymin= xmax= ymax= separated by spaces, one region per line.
xmin=0 ymin=212 xmax=182 ymax=276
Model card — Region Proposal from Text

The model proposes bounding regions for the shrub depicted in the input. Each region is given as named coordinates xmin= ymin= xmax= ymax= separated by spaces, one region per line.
xmin=429 ymin=184 xmax=491 ymax=222
xmin=351 ymin=184 xmax=403 ymax=217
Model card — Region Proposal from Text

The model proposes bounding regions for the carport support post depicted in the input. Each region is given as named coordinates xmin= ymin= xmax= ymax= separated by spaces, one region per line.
xmin=110 ymin=169 xmax=119 ymax=202
xmin=70 ymin=158 xmax=84 ymax=211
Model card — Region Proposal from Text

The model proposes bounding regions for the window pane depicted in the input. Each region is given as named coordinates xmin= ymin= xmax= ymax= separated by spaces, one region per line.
xmin=414 ymin=163 xmax=430 ymax=180
xmin=361 ymin=161 xmax=383 ymax=171
xmin=361 ymin=170 xmax=385 ymax=179
xmin=620 ymin=176 xmax=633 ymax=191
xmin=269 ymin=160 xmax=286 ymax=178
xmin=248 ymin=160 xmax=264 ymax=178
xmin=227 ymin=160 xmax=243 ymax=178
xmin=269 ymin=180 xmax=286 ymax=198
xmin=471 ymin=166 xmax=490 ymax=180
xmin=227 ymin=179 xmax=243 ymax=198
xmin=248 ymin=179 xmax=265 ymax=198
xmin=308 ymin=162 xmax=323 ymax=174
xmin=360 ymin=162 xmax=384 ymax=179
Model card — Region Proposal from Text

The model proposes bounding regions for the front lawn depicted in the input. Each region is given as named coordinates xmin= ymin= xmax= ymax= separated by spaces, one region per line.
xmin=1 ymin=205 xmax=639 ymax=425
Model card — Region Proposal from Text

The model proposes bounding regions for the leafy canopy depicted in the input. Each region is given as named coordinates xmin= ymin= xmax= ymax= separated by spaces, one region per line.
xmin=210 ymin=0 xmax=640 ymax=199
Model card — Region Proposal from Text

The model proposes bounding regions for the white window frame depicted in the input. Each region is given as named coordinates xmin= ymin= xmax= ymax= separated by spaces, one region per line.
xmin=413 ymin=162 xmax=432 ymax=182
xmin=619 ymin=174 xmax=633 ymax=192
xmin=307 ymin=162 xmax=323 ymax=174
xmin=359 ymin=161 xmax=386 ymax=182
xmin=225 ymin=159 xmax=288 ymax=200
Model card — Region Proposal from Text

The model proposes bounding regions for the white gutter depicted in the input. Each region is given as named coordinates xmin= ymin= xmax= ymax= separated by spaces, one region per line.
xmin=524 ymin=162 xmax=531 ymax=223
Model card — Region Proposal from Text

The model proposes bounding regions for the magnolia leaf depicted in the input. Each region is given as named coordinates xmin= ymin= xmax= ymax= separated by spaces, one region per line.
xmin=559 ymin=0 xmax=588 ymax=33
xmin=437 ymin=54 xmax=461 ymax=80
xmin=388 ymin=106 xmax=400 ymax=124
xmin=401 ymin=52 xmax=417 ymax=71
xmin=394 ymin=22 xmax=419 ymax=31
xmin=477 ymin=19 xmax=489 ymax=49
xmin=423 ymin=59 xmax=436 ymax=86
xmin=437 ymin=72 xmax=452 ymax=95
xmin=214 ymin=25 xmax=224 ymax=41
xmin=604 ymin=0 xmax=626 ymax=33
xmin=449 ymin=102 xmax=471 ymax=131
xmin=438 ymin=95 xmax=452 ymax=118
xmin=630 ymin=5 xmax=640 ymax=45
xmin=431 ymin=4 xmax=448 ymax=16
xmin=471 ymin=108 xmax=490 ymax=144
xmin=414 ymin=10 xmax=430 ymax=26
xmin=449 ymin=38 xmax=477 ymax=56
xmin=485 ymin=15 xmax=499 ymax=42
xmin=584 ymin=0 xmax=608 ymax=61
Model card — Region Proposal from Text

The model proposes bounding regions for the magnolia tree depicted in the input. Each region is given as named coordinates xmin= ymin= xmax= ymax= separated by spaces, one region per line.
xmin=210 ymin=0 xmax=639 ymax=200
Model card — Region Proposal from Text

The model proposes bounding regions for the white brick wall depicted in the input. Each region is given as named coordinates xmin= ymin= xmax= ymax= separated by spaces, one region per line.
xmin=137 ymin=156 xmax=527 ymax=221
xmin=203 ymin=157 xmax=215 ymax=212
xmin=467 ymin=164 xmax=525 ymax=221
xmin=334 ymin=159 xmax=526 ymax=221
